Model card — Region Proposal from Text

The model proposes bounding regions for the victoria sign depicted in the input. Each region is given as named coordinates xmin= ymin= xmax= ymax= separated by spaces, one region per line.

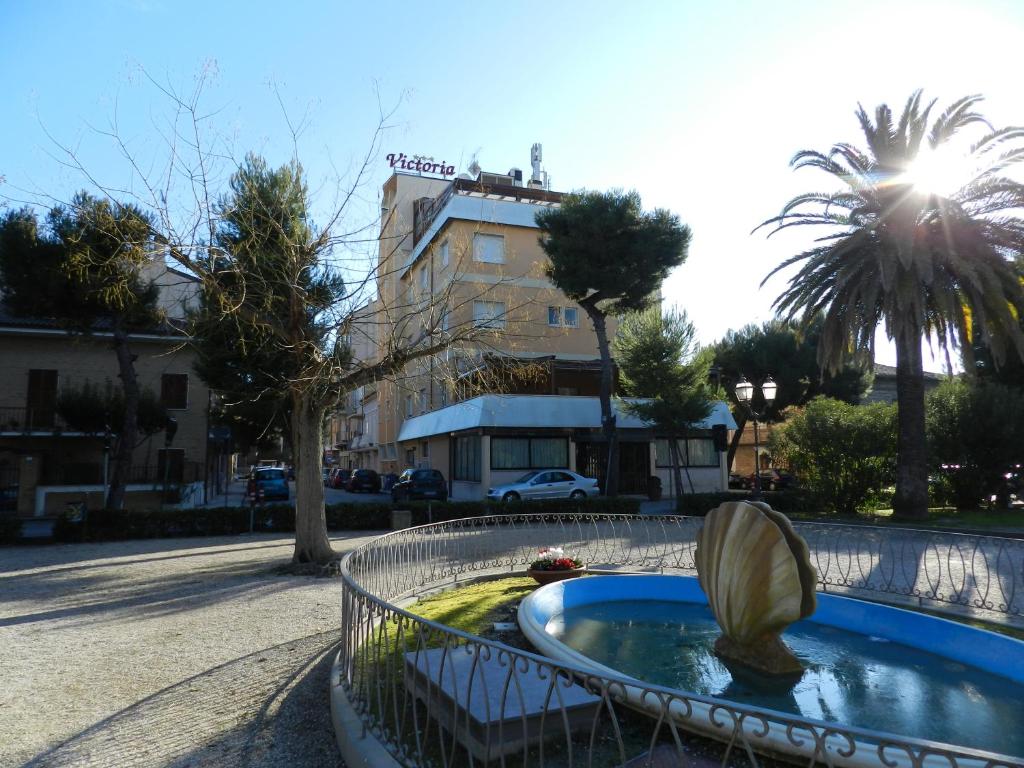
xmin=387 ymin=153 xmax=455 ymax=177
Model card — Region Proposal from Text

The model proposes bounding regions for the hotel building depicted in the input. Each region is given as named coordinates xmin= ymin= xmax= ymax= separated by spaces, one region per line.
xmin=333 ymin=147 xmax=735 ymax=499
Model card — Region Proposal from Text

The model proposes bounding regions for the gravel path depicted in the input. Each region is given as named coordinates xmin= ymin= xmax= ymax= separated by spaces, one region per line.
xmin=0 ymin=533 xmax=382 ymax=768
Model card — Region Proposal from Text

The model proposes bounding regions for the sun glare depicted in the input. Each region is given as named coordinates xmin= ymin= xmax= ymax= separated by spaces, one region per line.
xmin=901 ymin=147 xmax=978 ymax=198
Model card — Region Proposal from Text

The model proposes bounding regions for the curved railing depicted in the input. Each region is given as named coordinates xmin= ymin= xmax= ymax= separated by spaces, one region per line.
xmin=336 ymin=514 xmax=1024 ymax=767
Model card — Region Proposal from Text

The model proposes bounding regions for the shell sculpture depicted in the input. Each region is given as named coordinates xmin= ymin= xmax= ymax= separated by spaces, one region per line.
xmin=694 ymin=501 xmax=817 ymax=676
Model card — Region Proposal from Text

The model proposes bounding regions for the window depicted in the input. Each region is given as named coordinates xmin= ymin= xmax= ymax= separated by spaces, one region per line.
xmin=419 ymin=265 xmax=428 ymax=291
xmin=491 ymin=437 xmax=530 ymax=469
xmin=473 ymin=233 xmax=504 ymax=264
xmin=419 ymin=388 xmax=427 ymax=413
xmin=473 ymin=300 xmax=506 ymax=329
xmin=547 ymin=306 xmax=578 ymax=328
xmin=440 ymin=386 xmax=448 ymax=408
xmin=405 ymin=394 xmax=413 ymax=418
xmin=454 ymin=435 xmax=481 ymax=481
xmin=531 ymin=437 xmax=568 ymax=467
xmin=421 ymin=441 xmax=429 ymax=458
xmin=405 ymin=449 xmax=416 ymax=467
xmin=440 ymin=239 xmax=450 ymax=267
xmin=491 ymin=437 xmax=569 ymax=469
xmin=655 ymin=438 xmax=718 ymax=467
xmin=161 ymin=374 xmax=189 ymax=410
xmin=26 ymin=369 xmax=58 ymax=428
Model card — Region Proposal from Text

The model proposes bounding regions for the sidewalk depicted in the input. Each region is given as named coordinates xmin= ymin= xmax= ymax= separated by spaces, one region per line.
xmin=1 ymin=533 xmax=379 ymax=767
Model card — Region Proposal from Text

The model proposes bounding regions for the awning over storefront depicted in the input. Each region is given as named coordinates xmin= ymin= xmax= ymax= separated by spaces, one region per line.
xmin=397 ymin=394 xmax=737 ymax=443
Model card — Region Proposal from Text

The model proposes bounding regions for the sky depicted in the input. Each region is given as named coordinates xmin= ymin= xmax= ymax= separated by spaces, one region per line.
xmin=4 ymin=0 xmax=1024 ymax=373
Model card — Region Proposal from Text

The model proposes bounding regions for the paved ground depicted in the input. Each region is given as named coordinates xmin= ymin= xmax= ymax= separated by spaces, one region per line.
xmin=0 ymin=532 xmax=382 ymax=768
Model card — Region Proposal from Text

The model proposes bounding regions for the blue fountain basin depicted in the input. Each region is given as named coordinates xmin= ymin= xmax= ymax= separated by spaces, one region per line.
xmin=518 ymin=574 xmax=1024 ymax=767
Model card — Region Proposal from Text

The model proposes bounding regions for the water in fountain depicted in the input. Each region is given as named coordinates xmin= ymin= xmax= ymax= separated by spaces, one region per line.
xmin=547 ymin=599 xmax=1024 ymax=756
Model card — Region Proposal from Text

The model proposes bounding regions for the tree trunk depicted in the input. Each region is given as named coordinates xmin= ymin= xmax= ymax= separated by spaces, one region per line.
xmin=586 ymin=305 xmax=618 ymax=497
xmin=681 ymin=430 xmax=695 ymax=493
xmin=292 ymin=390 xmax=335 ymax=564
xmin=893 ymin=334 xmax=929 ymax=519
xmin=669 ymin=438 xmax=684 ymax=498
xmin=726 ymin=410 xmax=746 ymax=471
xmin=106 ymin=322 xmax=139 ymax=510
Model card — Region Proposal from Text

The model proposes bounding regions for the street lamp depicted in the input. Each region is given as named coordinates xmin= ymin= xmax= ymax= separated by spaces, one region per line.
xmin=735 ymin=376 xmax=777 ymax=499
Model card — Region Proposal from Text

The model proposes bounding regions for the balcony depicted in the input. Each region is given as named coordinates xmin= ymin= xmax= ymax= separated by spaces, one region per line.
xmin=41 ymin=461 xmax=204 ymax=486
xmin=413 ymin=177 xmax=563 ymax=245
xmin=0 ymin=407 xmax=72 ymax=435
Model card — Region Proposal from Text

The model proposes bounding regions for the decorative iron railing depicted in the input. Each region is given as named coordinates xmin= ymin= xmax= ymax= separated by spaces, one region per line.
xmin=336 ymin=514 xmax=1024 ymax=768
xmin=0 ymin=406 xmax=65 ymax=432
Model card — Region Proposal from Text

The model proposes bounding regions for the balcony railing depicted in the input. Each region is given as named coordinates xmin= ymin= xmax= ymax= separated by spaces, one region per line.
xmin=41 ymin=461 xmax=203 ymax=486
xmin=0 ymin=406 xmax=68 ymax=433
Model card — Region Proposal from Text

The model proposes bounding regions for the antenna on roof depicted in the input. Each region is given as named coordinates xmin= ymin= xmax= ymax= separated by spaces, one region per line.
xmin=467 ymin=150 xmax=481 ymax=179
xmin=529 ymin=143 xmax=550 ymax=189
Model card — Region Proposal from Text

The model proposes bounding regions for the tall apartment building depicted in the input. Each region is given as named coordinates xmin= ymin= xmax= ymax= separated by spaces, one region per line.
xmin=336 ymin=147 xmax=734 ymax=498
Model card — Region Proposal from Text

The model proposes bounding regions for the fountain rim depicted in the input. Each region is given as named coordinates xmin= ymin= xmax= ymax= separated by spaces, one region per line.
xmin=518 ymin=573 xmax=1024 ymax=765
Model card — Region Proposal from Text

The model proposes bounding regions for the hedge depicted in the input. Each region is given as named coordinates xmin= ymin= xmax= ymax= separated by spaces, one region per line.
xmin=0 ymin=516 xmax=21 ymax=545
xmin=675 ymin=490 xmax=821 ymax=517
xmin=47 ymin=495 xmax=645 ymax=543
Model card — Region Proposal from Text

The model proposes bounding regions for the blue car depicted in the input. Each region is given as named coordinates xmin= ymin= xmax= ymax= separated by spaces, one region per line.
xmin=251 ymin=467 xmax=290 ymax=501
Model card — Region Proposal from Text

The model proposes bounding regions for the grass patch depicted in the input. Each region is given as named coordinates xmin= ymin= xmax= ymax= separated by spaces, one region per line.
xmin=409 ymin=577 xmax=536 ymax=639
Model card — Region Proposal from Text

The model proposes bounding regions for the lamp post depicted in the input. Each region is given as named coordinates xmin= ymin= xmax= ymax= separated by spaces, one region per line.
xmin=735 ymin=376 xmax=777 ymax=499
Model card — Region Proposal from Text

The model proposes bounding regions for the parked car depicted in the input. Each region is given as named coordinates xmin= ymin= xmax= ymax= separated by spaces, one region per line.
xmin=728 ymin=472 xmax=747 ymax=490
xmin=346 ymin=468 xmax=381 ymax=493
xmin=392 ymin=469 xmax=448 ymax=502
xmin=322 ymin=467 xmax=331 ymax=484
xmin=250 ymin=467 xmax=289 ymax=501
xmin=486 ymin=470 xmax=599 ymax=502
xmin=749 ymin=468 xmax=794 ymax=493
xmin=329 ymin=468 xmax=351 ymax=489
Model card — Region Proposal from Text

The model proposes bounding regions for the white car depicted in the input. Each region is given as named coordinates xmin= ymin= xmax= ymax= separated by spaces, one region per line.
xmin=486 ymin=470 xmax=600 ymax=502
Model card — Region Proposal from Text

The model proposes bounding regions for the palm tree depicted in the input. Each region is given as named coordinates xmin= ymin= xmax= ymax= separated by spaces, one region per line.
xmin=760 ymin=91 xmax=1024 ymax=519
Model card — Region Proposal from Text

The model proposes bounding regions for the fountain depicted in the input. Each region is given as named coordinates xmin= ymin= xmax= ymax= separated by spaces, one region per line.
xmin=518 ymin=502 xmax=1024 ymax=764
xmin=694 ymin=500 xmax=816 ymax=676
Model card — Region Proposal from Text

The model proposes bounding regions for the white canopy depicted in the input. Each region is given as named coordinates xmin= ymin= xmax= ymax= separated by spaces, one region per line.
xmin=397 ymin=394 xmax=737 ymax=442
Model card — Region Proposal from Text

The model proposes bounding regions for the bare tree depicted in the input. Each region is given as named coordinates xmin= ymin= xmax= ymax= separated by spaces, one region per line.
xmin=28 ymin=70 xmax=542 ymax=563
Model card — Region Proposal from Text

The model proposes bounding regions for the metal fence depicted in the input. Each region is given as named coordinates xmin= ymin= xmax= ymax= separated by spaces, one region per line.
xmin=336 ymin=514 xmax=1024 ymax=768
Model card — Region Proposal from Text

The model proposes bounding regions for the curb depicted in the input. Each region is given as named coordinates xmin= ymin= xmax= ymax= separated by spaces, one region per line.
xmin=329 ymin=649 xmax=402 ymax=768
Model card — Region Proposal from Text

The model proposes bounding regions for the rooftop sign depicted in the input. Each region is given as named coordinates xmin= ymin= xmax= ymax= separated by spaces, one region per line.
xmin=387 ymin=153 xmax=455 ymax=177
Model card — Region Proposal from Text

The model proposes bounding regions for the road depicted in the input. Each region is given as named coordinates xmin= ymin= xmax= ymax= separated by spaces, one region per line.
xmin=202 ymin=479 xmax=391 ymax=508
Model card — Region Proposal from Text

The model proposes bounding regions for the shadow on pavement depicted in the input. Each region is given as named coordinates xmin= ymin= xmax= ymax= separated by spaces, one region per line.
xmin=22 ymin=631 xmax=345 ymax=768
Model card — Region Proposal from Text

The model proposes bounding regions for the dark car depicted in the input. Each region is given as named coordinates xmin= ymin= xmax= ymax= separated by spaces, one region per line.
xmin=346 ymin=468 xmax=381 ymax=493
xmin=329 ymin=468 xmax=351 ymax=489
xmin=391 ymin=468 xmax=448 ymax=502
xmin=748 ymin=468 xmax=797 ymax=491
xmin=250 ymin=467 xmax=289 ymax=501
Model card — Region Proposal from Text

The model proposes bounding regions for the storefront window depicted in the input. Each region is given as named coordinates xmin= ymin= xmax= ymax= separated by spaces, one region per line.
xmin=454 ymin=435 xmax=481 ymax=481
xmin=655 ymin=438 xmax=717 ymax=467
xmin=491 ymin=437 xmax=568 ymax=469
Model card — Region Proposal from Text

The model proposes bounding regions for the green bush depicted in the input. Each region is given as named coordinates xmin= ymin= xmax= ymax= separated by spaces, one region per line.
xmin=769 ymin=397 xmax=897 ymax=517
xmin=675 ymin=490 xmax=820 ymax=517
xmin=927 ymin=379 xmax=1024 ymax=510
xmin=0 ymin=516 xmax=23 ymax=544
xmin=45 ymin=495 xmax=645 ymax=543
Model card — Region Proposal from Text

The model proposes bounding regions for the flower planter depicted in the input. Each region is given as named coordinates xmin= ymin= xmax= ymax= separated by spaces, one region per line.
xmin=527 ymin=566 xmax=586 ymax=586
